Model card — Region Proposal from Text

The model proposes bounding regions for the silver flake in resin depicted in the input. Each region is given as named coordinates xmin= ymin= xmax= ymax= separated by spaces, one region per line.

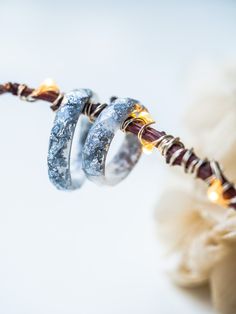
xmin=82 ymin=97 xmax=143 ymax=186
xmin=48 ymin=89 xmax=93 ymax=190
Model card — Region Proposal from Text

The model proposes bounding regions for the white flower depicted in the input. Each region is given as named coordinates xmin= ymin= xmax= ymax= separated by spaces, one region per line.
xmin=156 ymin=65 xmax=236 ymax=314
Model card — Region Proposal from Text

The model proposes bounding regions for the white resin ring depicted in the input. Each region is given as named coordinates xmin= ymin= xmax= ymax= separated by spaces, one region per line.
xmin=48 ymin=89 xmax=93 ymax=190
xmin=82 ymin=97 xmax=143 ymax=186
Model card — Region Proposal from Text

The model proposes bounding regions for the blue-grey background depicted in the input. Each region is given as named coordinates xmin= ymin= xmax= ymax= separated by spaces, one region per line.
xmin=0 ymin=1 xmax=235 ymax=313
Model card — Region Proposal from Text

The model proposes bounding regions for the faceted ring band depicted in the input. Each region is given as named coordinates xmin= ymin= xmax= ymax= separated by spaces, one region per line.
xmin=82 ymin=97 xmax=143 ymax=186
xmin=48 ymin=89 xmax=93 ymax=190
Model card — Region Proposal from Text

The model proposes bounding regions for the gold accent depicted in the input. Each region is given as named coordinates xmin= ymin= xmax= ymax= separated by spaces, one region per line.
xmin=121 ymin=104 xmax=157 ymax=154
xmin=131 ymin=105 xmax=157 ymax=154
xmin=32 ymin=78 xmax=60 ymax=97
xmin=130 ymin=104 xmax=154 ymax=124
xmin=137 ymin=122 xmax=156 ymax=154
xmin=207 ymin=179 xmax=229 ymax=207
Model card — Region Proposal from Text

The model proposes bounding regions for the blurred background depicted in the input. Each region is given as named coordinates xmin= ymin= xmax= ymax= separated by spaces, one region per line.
xmin=0 ymin=1 xmax=236 ymax=313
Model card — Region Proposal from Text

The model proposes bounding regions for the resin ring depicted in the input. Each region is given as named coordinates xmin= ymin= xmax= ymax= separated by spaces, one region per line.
xmin=82 ymin=97 xmax=143 ymax=186
xmin=48 ymin=89 xmax=93 ymax=190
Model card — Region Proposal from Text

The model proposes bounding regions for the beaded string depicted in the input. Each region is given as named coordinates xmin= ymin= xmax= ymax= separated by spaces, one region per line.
xmin=0 ymin=80 xmax=236 ymax=210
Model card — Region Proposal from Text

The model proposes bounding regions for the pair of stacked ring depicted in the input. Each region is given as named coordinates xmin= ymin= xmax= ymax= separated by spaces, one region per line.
xmin=48 ymin=89 xmax=143 ymax=190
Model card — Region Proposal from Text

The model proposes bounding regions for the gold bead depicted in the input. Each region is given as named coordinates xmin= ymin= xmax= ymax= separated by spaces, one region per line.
xmin=32 ymin=78 xmax=60 ymax=96
xmin=131 ymin=104 xmax=154 ymax=124
xmin=141 ymin=141 xmax=155 ymax=154
xmin=130 ymin=104 xmax=156 ymax=154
